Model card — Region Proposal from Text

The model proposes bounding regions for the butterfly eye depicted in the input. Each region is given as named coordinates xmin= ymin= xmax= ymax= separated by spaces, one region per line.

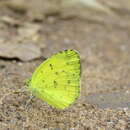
xmin=26 ymin=78 xmax=31 ymax=86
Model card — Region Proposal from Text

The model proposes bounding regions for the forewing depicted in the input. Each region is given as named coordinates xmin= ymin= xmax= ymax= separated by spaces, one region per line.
xmin=29 ymin=50 xmax=81 ymax=109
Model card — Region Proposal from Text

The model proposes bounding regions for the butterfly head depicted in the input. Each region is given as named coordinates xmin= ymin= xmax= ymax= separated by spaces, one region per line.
xmin=26 ymin=78 xmax=31 ymax=87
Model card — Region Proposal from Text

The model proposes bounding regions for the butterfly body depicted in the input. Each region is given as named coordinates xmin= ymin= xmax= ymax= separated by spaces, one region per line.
xmin=28 ymin=50 xmax=81 ymax=109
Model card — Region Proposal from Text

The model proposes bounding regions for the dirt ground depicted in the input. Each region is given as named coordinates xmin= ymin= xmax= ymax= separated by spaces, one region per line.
xmin=0 ymin=0 xmax=130 ymax=129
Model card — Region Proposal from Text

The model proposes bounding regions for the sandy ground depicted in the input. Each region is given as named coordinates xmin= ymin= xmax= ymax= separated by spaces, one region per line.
xmin=0 ymin=0 xmax=130 ymax=129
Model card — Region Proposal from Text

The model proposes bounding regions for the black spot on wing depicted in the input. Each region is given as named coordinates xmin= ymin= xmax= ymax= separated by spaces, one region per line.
xmin=55 ymin=72 xmax=58 ymax=75
xmin=68 ymin=80 xmax=71 ymax=84
xmin=49 ymin=64 xmax=53 ymax=70
xmin=62 ymin=70 xmax=65 ymax=73
xmin=64 ymin=49 xmax=68 ymax=52
xmin=42 ymin=80 xmax=45 ymax=83
xmin=72 ymin=74 xmax=75 ymax=76
xmin=54 ymin=80 xmax=58 ymax=88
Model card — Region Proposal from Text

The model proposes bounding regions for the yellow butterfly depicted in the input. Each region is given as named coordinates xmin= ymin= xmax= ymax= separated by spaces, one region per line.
xmin=27 ymin=50 xmax=81 ymax=109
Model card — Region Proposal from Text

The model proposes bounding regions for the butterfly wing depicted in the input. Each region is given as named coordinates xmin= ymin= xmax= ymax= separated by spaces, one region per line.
xmin=28 ymin=50 xmax=81 ymax=109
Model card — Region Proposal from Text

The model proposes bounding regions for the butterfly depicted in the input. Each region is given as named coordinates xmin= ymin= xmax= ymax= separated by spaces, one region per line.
xmin=27 ymin=50 xmax=81 ymax=109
